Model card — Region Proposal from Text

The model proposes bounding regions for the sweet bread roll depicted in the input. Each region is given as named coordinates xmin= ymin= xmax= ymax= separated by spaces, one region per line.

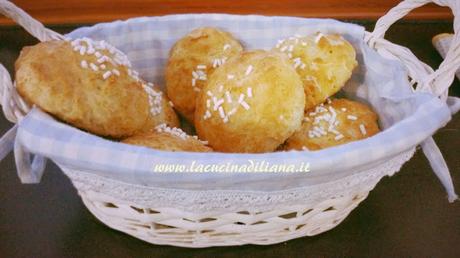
xmin=284 ymin=98 xmax=380 ymax=151
xmin=15 ymin=38 xmax=178 ymax=138
xmin=122 ymin=124 xmax=212 ymax=152
xmin=165 ymin=27 xmax=243 ymax=122
xmin=274 ymin=33 xmax=357 ymax=110
xmin=195 ymin=50 xmax=305 ymax=153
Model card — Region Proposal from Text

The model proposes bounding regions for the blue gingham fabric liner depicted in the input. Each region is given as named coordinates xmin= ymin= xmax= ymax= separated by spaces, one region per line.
xmin=5 ymin=14 xmax=458 ymax=192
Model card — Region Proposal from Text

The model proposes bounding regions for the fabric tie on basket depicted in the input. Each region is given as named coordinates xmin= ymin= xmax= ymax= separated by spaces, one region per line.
xmin=0 ymin=125 xmax=15 ymax=162
xmin=0 ymin=14 xmax=458 ymax=202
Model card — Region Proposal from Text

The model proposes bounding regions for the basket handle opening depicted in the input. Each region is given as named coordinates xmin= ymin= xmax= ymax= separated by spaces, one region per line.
xmin=0 ymin=0 xmax=62 ymax=124
xmin=0 ymin=0 xmax=64 ymax=42
xmin=366 ymin=0 xmax=460 ymax=102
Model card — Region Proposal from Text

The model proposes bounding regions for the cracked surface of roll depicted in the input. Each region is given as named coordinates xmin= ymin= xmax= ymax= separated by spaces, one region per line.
xmin=15 ymin=39 xmax=178 ymax=138
xmin=165 ymin=27 xmax=243 ymax=122
xmin=195 ymin=50 xmax=305 ymax=153
xmin=284 ymin=98 xmax=380 ymax=151
xmin=274 ymin=33 xmax=357 ymax=110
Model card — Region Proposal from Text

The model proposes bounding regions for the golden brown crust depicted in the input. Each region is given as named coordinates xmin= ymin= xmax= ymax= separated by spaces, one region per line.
xmin=273 ymin=33 xmax=357 ymax=111
xmin=165 ymin=27 xmax=243 ymax=122
xmin=15 ymin=40 xmax=149 ymax=138
xmin=284 ymin=98 xmax=380 ymax=151
xmin=195 ymin=50 xmax=305 ymax=153
xmin=15 ymin=40 xmax=179 ymax=138
xmin=122 ymin=131 xmax=212 ymax=152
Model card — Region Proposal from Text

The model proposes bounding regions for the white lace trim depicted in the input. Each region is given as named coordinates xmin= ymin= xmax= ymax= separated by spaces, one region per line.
xmin=61 ymin=148 xmax=415 ymax=213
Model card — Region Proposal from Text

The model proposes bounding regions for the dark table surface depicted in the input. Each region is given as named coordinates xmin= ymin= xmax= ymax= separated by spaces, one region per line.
xmin=0 ymin=21 xmax=459 ymax=258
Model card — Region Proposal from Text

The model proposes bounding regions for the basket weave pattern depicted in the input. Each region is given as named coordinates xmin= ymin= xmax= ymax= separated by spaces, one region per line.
xmin=58 ymin=148 xmax=415 ymax=247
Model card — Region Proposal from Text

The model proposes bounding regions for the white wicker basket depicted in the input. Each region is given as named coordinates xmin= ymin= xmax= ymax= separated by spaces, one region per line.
xmin=0 ymin=0 xmax=459 ymax=248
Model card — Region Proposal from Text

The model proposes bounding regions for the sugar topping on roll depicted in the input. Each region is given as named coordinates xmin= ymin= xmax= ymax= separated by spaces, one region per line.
xmin=273 ymin=33 xmax=358 ymax=111
xmin=123 ymin=123 xmax=212 ymax=152
xmin=165 ymin=27 xmax=243 ymax=123
xmin=284 ymin=98 xmax=380 ymax=151
xmin=195 ymin=50 xmax=305 ymax=153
